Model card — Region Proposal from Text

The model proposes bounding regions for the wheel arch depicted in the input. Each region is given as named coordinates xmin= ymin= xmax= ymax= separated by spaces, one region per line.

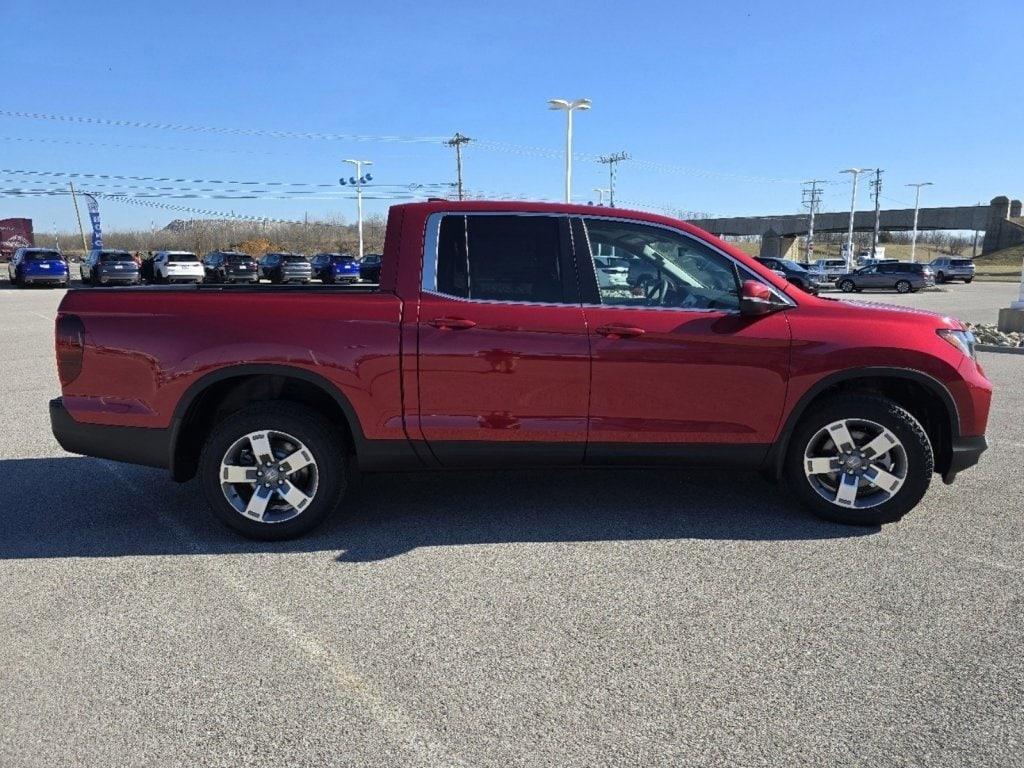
xmin=764 ymin=367 xmax=959 ymax=481
xmin=170 ymin=364 xmax=366 ymax=481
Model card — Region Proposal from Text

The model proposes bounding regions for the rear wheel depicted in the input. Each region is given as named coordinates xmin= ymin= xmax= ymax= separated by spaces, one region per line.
xmin=936 ymin=271 xmax=946 ymax=284
xmin=839 ymin=279 xmax=855 ymax=293
xmin=199 ymin=402 xmax=350 ymax=540
xmin=785 ymin=395 xmax=933 ymax=526
xmin=964 ymin=277 xmax=973 ymax=284
xmin=895 ymin=279 xmax=911 ymax=293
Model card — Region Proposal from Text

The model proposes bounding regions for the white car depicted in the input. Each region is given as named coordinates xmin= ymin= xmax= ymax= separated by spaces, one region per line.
xmin=593 ymin=255 xmax=630 ymax=289
xmin=810 ymin=258 xmax=849 ymax=282
xmin=152 ymin=251 xmax=204 ymax=284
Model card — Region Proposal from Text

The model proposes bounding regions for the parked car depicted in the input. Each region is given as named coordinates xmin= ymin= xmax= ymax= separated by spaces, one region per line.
xmin=359 ymin=254 xmax=382 ymax=283
xmin=810 ymin=258 xmax=849 ymax=282
xmin=7 ymin=247 xmax=69 ymax=288
xmin=593 ymin=255 xmax=631 ymax=289
xmin=929 ymin=256 xmax=975 ymax=284
xmin=754 ymin=257 xmax=822 ymax=294
xmin=203 ymin=251 xmax=259 ymax=284
xmin=151 ymin=251 xmax=204 ymax=284
xmin=836 ymin=262 xmax=935 ymax=293
xmin=79 ymin=249 xmax=141 ymax=286
xmin=260 ymin=253 xmax=312 ymax=284
xmin=311 ymin=253 xmax=360 ymax=283
xmin=49 ymin=200 xmax=990 ymax=541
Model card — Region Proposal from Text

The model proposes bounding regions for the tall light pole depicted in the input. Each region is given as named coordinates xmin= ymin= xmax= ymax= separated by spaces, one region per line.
xmin=905 ymin=182 xmax=933 ymax=263
xmin=548 ymin=98 xmax=591 ymax=203
xmin=802 ymin=180 xmax=826 ymax=262
xmin=840 ymin=168 xmax=873 ymax=268
xmin=341 ymin=159 xmax=373 ymax=259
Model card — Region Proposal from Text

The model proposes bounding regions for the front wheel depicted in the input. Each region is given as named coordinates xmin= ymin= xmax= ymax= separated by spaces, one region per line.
xmin=199 ymin=402 xmax=349 ymax=540
xmin=839 ymin=279 xmax=855 ymax=293
xmin=785 ymin=395 xmax=933 ymax=526
xmin=964 ymin=278 xmax=973 ymax=284
xmin=936 ymin=271 xmax=945 ymax=284
xmin=895 ymin=279 xmax=911 ymax=293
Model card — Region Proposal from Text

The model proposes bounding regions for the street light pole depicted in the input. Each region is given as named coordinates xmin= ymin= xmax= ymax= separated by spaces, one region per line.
xmin=548 ymin=98 xmax=591 ymax=203
xmin=342 ymin=159 xmax=373 ymax=259
xmin=840 ymin=168 xmax=873 ymax=268
xmin=592 ymin=187 xmax=610 ymax=206
xmin=905 ymin=182 xmax=933 ymax=263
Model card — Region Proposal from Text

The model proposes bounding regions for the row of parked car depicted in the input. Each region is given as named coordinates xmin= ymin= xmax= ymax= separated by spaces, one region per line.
xmin=753 ymin=255 xmax=975 ymax=295
xmin=5 ymin=248 xmax=383 ymax=288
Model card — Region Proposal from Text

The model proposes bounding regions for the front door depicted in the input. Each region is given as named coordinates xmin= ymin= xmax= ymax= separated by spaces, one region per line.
xmin=415 ymin=213 xmax=590 ymax=466
xmin=573 ymin=217 xmax=792 ymax=464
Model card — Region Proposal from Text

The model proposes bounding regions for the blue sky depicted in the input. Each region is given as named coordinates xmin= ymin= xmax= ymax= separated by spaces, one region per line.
xmin=3 ymin=0 xmax=1021 ymax=231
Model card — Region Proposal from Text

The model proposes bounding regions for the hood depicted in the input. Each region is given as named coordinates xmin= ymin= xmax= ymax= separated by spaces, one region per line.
xmin=833 ymin=297 xmax=963 ymax=329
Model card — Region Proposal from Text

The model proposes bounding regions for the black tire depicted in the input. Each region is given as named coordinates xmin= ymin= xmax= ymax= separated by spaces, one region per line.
xmin=785 ymin=395 xmax=933 ymax=526
xmin=15 ymin=271 xmax=26 ymax=288
xmin=936 ymin=271 xmax=945 ymax=284
xmin=964 ymin=278 xmax=973 ymax=284
xmin=895 ymin=279 xmax=911 ymax=293
xmin=839 ymin=279 xmax=855 ymax=293
xmin=199 ymin=401 xmax=350 ymax=540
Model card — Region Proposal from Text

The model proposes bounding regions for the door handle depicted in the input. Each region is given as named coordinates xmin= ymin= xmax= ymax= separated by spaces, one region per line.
xmin=428 ymin=317 xmax=477 ymax=331
xmin=595 ymin=324 xmax=645 ymax=339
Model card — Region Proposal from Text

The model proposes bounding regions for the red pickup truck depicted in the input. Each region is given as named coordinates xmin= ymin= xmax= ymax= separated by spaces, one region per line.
xmin=50 ymin=201 xmax=991 ymax=539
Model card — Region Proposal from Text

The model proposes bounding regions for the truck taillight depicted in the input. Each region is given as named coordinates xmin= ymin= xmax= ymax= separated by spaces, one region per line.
xmin=55 ymin=314 xmax=86 ymax=386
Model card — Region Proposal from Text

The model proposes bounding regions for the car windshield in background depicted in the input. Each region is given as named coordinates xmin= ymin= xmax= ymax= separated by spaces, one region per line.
xmin=335 ymin=255 xmax=355 ymax=263
xmin=779 ymin=259 xmax=808 ymax=272
xmin=224 ymin=254 xmax=252 ymax=263
xmin=169 ymin=254 xmax=199 ymax=262
xmin=24 ymin=251 xmax=62 ymax=261
xmin=100 ymin=252 xmax=134 ymax=262
xmin=952 ymin=259 xmax=973 ymax=266
xmin=283 ymin=254 xmax=307 ymax=262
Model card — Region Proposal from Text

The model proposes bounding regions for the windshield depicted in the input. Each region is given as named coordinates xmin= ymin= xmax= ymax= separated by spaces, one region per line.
xmin=24 ymin=250 xmax=63 ymax=261
xmin=778 ymin=259 xmax=807 ymax=273
xmin=224 ymin=254 xmax=252 ymax=263
xmin=283 ymin=254 xmax=308 ymax=263
xmin=951 ymin=259 xmax=972 ymax=266
xmin=168 ymin=253 xmax=199 ymax=263
xmin=99 ymin=252 xmax=134 ymax=262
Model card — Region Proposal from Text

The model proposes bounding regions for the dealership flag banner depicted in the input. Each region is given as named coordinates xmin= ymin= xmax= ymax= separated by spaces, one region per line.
xmin=83 ymin=193 xmax=103 ymax=249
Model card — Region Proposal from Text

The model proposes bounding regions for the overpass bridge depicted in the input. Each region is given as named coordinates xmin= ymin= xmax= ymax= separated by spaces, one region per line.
xmin=687 ymin=195 xmax=1023 ymax=257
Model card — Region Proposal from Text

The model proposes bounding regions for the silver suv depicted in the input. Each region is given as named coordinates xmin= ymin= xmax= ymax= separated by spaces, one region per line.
xmin=928 ymin=256 xmax=975 ymax=284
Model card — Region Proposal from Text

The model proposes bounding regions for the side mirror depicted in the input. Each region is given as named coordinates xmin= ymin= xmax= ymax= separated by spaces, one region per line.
xmin=739 ymin=279 xmax=783 ymax=317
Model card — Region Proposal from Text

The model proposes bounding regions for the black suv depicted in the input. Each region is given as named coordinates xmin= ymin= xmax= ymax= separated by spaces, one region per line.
xmin=359 ymin=254 xmax=382 ymax=283
xmin=259 ymin=253 xmax=312 ymax=284
xmin=754 ymin=257 xmax=822 ymax=294
xmin=202 ymin=251 xmax=259 ymax=284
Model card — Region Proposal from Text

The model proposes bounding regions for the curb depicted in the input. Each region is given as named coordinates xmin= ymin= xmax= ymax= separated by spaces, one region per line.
xmin=975 ymin=344 xmax=1024 ymax=356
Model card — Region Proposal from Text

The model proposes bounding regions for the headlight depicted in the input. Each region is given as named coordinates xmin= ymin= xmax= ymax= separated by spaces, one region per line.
xmin=937 ymin=328 xmax=976 ymax=360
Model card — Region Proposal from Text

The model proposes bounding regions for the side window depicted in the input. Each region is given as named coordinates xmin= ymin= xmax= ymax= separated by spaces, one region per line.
xmin=878 ymin=264 xmax=896 ymax=274
xmin=581 ymin=218 xmax=741 ymax=311
xmin=434 ymin=214 xmax=566 ymax=303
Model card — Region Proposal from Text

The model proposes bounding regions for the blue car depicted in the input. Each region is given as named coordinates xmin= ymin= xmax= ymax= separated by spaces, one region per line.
xmin=310 ymin=252 xmax=360 ymax=283
xmin=7 ymin=247 xmax=69 ymax=288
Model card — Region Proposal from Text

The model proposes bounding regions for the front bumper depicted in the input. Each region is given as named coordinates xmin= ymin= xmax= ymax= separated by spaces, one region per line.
xmin=50 ymin=397 xmax=174 ymax=470
xmin=942 ymin=435 xmax=987 ymax=484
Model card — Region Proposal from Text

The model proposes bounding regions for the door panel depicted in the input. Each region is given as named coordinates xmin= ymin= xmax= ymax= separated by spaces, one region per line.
xmin=415 ymin=213 xmax=589 ymax=466
xmin=585 ymin=307 xmax=791 ymax=447
xmin=573 ymin=216 xmax=792 ymax=460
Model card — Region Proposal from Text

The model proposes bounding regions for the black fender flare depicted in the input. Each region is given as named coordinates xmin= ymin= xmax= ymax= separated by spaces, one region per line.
xmin=763 ymin=366 xmax=960 ymax=480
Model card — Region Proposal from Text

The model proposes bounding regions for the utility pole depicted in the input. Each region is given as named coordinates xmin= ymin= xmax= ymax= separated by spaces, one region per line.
xmin=905 ymin=182 xmax=933 ymax=263
xmin=801 ymin=180 xmax=826 ymax=262
xmin=840 ymin=168 xmax=873 ymax=269
xmin=592 ymin=187 xmax=610 ymax=206
xmin=598 ymin=151 xmax=629 ymax=207
xmin=68 ymin=181 xmax=89 ymax=254
xmin=341 ymin=159 xmax=374 ymax=259
xmin=548 ymin=98 xmax=592 ymax=203
xmin=869 ymin=169 xmax=884 ymax=259
xmin=972 ymin=202 xmax=981 ymax=257
xmin=445 ymin=133 xmax=472 ymax=201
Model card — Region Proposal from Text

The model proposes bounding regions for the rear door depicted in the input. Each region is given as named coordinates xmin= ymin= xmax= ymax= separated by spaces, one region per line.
xmin=573 ymin=216 xmax=792 ymax=462
xmin=414 ymin=213 xmax=590 ymax=466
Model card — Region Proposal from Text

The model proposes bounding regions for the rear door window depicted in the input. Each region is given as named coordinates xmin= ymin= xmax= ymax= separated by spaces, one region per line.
xmin=433 ymin=214 xmax=572 ymax=304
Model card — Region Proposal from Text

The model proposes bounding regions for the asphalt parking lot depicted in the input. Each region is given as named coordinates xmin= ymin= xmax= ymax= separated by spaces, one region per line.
xmin=1 ymin=279 xmax=1021 ymax=767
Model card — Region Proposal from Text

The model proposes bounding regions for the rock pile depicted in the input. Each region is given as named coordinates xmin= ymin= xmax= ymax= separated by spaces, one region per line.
xmin=965 ymin=322 xmax=1023 ymax=347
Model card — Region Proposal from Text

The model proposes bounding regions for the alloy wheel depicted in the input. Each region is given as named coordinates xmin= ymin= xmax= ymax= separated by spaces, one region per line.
xmin=219 ymin=429 xmax=319 ymax=523
xmin=803 ymin=418 xmax=908 ymax=509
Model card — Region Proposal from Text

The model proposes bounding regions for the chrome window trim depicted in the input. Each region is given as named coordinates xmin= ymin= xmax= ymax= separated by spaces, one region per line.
xmin=421 ymin=211 xmax=576 ymax=306
xmin=576 ymin=213 xmax=796 ymax=311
